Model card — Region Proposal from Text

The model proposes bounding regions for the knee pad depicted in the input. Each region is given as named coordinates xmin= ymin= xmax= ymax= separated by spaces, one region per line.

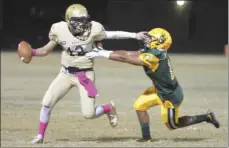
xmin=161 ymin=103 xmax=179 ymax=130
xmin=133 ymin=94 xmax=161 ymax=111
xmin=82 ymin=110 xmax=95 ymax=119
xmin=133 ymin=99 xmax=153 ymax=111
xmin=42 ymin=91 xmax=55 ymax=107
xmin=133 ymin=99 xmax=149 ymax=111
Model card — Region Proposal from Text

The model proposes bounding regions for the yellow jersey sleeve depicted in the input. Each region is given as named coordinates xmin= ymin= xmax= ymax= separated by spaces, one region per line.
xmin=139 ymin=53 xmax=159 ymax=71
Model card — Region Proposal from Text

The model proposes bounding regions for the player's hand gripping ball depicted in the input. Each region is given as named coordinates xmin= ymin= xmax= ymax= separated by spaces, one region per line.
xmin=17 ymin=41 xmax=32 ymax=64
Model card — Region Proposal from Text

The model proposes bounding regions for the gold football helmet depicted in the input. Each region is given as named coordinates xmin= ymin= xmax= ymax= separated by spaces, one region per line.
xmin=147 ymin=28 xmax=172 ymax=51
xmin=65 ymin=4 xmax=91 ymax=36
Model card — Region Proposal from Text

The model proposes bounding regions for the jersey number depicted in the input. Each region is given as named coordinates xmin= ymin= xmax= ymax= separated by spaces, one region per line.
xmin=143 ymin=55 xmax=155 ymax=64
xmin=67 ymin=45 xmax=84 ymax=56
xmin=168 ymin=59 xmax=175 ymax=80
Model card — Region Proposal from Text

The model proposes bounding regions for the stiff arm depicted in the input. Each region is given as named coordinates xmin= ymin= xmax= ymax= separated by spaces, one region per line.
xmin=86 ymin=47 xmax=160 ymax=68
xmin=109 ymin=50 xmax=146 ymax=66
xmin=104 ymin=31 xmax=136 ymax=39
xmin=93 ymin=21 xmax=148 ymax=41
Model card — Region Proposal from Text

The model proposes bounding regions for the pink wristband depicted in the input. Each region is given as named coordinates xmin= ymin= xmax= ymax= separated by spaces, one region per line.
xmin=31 ymin=49 xmax=37 ymax=56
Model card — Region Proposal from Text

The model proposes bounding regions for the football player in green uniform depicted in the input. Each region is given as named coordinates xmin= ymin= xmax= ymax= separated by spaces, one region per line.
xmin=85 ymin=28 xmax=220 ymax=142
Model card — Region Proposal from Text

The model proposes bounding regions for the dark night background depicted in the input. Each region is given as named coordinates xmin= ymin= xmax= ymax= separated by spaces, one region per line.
xmin=0 ymin=0 xmax=228 ymax=53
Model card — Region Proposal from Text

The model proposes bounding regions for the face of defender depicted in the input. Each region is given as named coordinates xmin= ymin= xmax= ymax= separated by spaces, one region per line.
xmin=146 ymin=28 xmax=172 ymax=51
xmin=65 ymin=4 xmax=90 ymax=35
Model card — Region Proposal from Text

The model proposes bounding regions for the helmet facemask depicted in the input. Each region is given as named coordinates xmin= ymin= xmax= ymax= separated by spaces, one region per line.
xmin=69 ymin=17 xmax=90 ymax=35
xmin=151 ymin=35 xmax=166 ymax=46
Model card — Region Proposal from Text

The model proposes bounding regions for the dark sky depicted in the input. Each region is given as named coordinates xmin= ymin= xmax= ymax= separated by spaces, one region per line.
xmin=0 ymin=0 xmax=228 ymax=53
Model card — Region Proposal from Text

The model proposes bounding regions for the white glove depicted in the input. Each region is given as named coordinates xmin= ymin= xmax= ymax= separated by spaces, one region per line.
xmin=85 ymin=48 xmax=113 ymax=59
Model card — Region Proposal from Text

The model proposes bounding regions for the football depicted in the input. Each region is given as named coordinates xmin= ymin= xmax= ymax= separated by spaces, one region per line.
xmin=17 ymin=41 xmax=32 ymax=64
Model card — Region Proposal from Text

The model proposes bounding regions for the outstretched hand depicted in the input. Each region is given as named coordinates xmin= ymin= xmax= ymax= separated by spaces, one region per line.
xmin=136 ymin=31 xmax=150 ymax=41
xmin=85 ymin=47 xmax=112 ymax=59
xmin=85 ymin=48 xmax=103 ymax=59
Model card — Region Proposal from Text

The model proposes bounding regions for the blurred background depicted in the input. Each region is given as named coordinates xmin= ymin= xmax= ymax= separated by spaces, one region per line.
xmin=0 ymin=0 xmax=228 ymax=54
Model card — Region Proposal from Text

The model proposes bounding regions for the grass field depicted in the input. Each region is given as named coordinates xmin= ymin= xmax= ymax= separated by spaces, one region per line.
xmin=1 ymin=52 xmax=228 ymax=147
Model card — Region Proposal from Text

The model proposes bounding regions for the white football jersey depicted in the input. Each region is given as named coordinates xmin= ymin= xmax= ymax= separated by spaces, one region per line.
xmin=49 ymin=21 xmax=106 ymax=69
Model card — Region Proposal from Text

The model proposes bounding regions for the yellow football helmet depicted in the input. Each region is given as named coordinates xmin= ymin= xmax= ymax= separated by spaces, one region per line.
xmin=65 ymin=4 xmax=90 ymax=36
xmin=147 ymin=28 xmax=172 ymax=51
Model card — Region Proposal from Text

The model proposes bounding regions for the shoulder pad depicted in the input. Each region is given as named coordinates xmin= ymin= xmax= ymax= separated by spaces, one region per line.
xmin=91 ymin=21 xmax=105 ymax=33
xmin=49 ymin=21 xmax=66 ymax=43
xmin=91 ymin=21 xmax=106 ymax=41
xmin=52 ymin=21 xmax=67 ymax=29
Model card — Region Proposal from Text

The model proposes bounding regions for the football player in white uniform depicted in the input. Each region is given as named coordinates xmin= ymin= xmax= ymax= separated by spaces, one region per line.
xmin=28 ymin=4 xmax=149 ymax=144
